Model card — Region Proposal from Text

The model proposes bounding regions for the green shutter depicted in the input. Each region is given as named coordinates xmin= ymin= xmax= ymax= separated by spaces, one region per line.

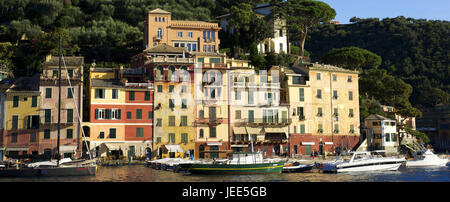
xmin=136 ymin=128 xmax=144 ymax=137
xmin=68 ymin=88 xmax=73 ymax=98
xmin=13 ymin=96 xmax=19 ymax=107
xmin=45 ymin=109 xmax=51 ymax=123
xmin=67 ymin=109 xmax=73 ymax=123
xmin=136 ymin=109 xmax=142 ymax=119
xmin=145 ymin=91 xmax=150 ymax=101
xmin=95 ymin=109 xmax=99 ymax=120
xmin=148 ymin=111 xmax=153 ymax=119
xmin=31 ymin=96 xmax=37 ymax=107
xmin=67 ymin=129 xmax=73 ymax=139
xmin=46 ymin=88 xmax=52 ymax=98
xmin=300 ymin=124 xmax=305 ymax=134
xmin=129 ymin=91 xmax=135 ymax=101
xmin=12 ymin=115 xmax=18 ymax=129
xmin=299 ymin=88 xmax=304 ymax=101
xmin=210 ymin=127 xmax=216 ymax=138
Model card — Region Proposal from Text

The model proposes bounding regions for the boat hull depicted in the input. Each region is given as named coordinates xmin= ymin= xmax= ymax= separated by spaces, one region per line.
xmin=321 ymin=159 xmax=405 ymax=173
xmin=406 ymin=159 xmax=448 ymax=167
xmin=282 ymin=164 xmax=314 ymax=173
xmin=181 ymin=161 xmax=284 ymax=174
xmin=336 ymin=162 xmax=403 ymax=172
xmin=0 ymin=166 xmax=97 ymax=177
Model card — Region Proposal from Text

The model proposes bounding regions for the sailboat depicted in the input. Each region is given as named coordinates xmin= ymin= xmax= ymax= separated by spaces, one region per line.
xmin=0 ymin=34 xmax=97 ymax=177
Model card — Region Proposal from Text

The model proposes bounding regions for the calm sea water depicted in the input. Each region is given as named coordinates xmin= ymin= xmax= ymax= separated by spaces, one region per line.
xmin=0 ymin=165 xmax=448 ymax=182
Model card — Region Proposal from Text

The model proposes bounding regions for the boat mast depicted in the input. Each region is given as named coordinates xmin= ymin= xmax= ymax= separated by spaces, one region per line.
xmin=56 ymin=34 xmax=62 ymax=167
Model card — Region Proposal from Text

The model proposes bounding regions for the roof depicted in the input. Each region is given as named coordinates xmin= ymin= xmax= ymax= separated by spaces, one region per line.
xmin=90 ymin=68 xmax=115 ymax=72
xmin=9 ymin=74 xmax=40 ymax=92
xmin=364 ymin=114 xmax=394 ymax=121
xmin=148 ymin=8 xmax=171 ymax=14
xmin=144 ymin=44 xmax=188 ymax=54
xmin=294 ymin=63 xmax=359 ymax=74
xmin=91 ymin=79 xmax=124 ymax=88
xmin=282 ymin=66 xmax=307 ymax=75
xmin=43 ymin=56 xmax=84 ymax=67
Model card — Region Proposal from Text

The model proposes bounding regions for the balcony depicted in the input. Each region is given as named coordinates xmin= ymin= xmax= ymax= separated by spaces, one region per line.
xmin=153 ymin=36 xmax=162 ymax=41
xmin=234 ymin=118 xmax=291 ymax=126
xmin=145 ymin=57 xmax=194 ymax=64
xmin=125 ymin=81 xmax=154 ymax=89
xmin=199 ymin=63 xmax=227 ymax=69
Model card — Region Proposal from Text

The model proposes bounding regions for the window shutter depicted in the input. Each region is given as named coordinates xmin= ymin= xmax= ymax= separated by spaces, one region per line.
xmin=118 ymin=109 xmax=121 ymax=119
xmin=95 ymin=109 xmax=99 ymax=120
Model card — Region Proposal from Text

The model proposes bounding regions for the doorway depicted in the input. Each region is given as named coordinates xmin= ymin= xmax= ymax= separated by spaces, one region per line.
xmin=305 ymin=145 xmax=311 ymax=156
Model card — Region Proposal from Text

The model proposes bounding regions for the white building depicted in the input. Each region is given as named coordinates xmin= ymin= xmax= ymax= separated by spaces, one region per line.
xmin=360 ymin=114 xmax=399 ymax=154
xmin=216 ymin=3 xmax=289 ymax=54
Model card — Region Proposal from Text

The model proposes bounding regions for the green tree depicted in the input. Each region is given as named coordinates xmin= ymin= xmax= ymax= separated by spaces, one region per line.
xmin=320 ymin=46 xmax=382 ymax=70
xmin=273 ymin=0 xmax=336 ymax=58
xmin=359 ymin=68 xmax=422 ymax=118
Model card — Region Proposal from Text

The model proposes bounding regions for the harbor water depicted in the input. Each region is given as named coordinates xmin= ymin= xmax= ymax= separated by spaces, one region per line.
xmin=0 ymin=164 xmax=448 ymax=182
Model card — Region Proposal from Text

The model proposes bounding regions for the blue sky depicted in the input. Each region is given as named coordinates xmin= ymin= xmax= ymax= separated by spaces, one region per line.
xmin=320 ymin=0 xmax=450 ymax=24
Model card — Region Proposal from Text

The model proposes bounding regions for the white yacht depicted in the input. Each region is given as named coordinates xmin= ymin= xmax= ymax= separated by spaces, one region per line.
xmin=321 ymin=151 xmax=405 ymax=173
xmin=406 ymin=149 xmax=448 ymax=167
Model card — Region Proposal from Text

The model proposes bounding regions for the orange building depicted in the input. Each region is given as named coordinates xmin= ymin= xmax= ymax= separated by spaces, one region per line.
xmin=143 ymin=8 xmax=221 ymax=53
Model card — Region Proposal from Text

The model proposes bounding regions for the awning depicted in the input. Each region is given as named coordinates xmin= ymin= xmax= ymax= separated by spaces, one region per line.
xmin=101 ymin=142 xmax=125 ymax=151
xmin=264 ymin=127 xmax=287 ymax=134
xmin=6 ymin=147 xmax=29 ymax=151
xmin=233 ymin=127 xmax=247 ymax=135
xmin=60 ymin=145 xmax=78 ymax=153
xmin=325 ymin=142 xmax=334 ymax=145
xmin=164 ymin=144 xmax=184 ymax=153
xmin=207 ymin=142 xmax=222 ymax=146
xmin=231 ymin=144 xmax=249 ymax=148
xmin=301 ymin=142 xmax=315 ymax=145
xmin=246 ymin=127 xmax=261 ymax=135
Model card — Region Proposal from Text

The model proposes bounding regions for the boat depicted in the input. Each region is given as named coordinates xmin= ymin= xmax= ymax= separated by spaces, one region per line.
xmin=178 ymin=152 xmax=284 ymax=174
xmin=282 ymin=161 xmax=314 ymax=173
xmin=320 ymin=150 xmax=405 ymax=173
xmin=0 ymin=35 xmax=97 ymax=177
xmin=406 ymin=149 xmax=448 ymax=167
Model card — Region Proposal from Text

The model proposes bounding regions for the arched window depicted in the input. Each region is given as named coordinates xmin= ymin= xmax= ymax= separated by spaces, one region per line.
xmin=156 ymin=66 xmax=164 ymax=80
xmin=157 ymin=28 xmax=162 ymax=39
xmin=168 ymin=66 xmax=175 ymax=81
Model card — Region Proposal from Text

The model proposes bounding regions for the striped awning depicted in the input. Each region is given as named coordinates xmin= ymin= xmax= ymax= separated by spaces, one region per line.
xmin=5 ymin=147 xmax=29 ymax=151
xmin=60 ymin=145 xmax=78 ymax=153
xmin=301 ymin=142 xmax=315 ymax=145
xmin=264 ymin=127 xmax=287 ymax=134
xmin=246 ymin=127 xmax=261 ymax=135
xmin=233 ymin=127 xmax=247 ymax=135
xmin=207 ymin=142 xmax=222 ymax=146
xmin=101 ymin=142 xmax=125 ymax=151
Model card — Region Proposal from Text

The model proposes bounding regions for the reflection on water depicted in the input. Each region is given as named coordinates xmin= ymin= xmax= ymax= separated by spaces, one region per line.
xmin=0 ymin=165 xmax=448 ymax=182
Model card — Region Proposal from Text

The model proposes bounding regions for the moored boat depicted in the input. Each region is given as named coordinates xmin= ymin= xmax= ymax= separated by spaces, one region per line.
xmin=178 ymin=152 xmax=284 ymax=174
xmin=406 ymin=149 xmax=448 ymax=167
xmin=282 ymin=161 xmax=314 ymax=173
xmin=320 ymin=150 xmax=405 ymax=173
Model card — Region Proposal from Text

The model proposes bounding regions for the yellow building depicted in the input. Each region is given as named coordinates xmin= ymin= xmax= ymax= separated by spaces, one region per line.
xmin=141 ymin=45 xmax=196 ymax=159
xmin=1 ymin=75 xmax=41 ymax=157
xmin=229 ymin=66 xmax=290 ymax=158
xmin=281 ymin=63 xmax=360 ymax=156
xmin=144 ymin=8 xmax=221 ymax=53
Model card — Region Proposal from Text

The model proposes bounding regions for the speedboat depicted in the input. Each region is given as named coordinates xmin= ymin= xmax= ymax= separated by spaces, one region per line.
xmin=282 ymin=161 xmax=314 ymax=173
xmin=321 ymin=151 xmax=405 ymax=173
xmin=406 ymin=149 xmax=448 ymax=167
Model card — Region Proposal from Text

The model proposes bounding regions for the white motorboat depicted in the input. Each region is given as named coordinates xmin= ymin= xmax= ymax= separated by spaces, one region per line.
xmin=321 ymin=151 xmax=405 ymax=173
xmin=406 ymin=149 xmax=448 ymax=167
